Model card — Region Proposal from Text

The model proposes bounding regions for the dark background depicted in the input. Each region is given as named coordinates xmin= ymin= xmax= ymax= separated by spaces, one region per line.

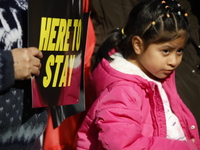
xmin=189 ymin=0 xmax=200 ymax=24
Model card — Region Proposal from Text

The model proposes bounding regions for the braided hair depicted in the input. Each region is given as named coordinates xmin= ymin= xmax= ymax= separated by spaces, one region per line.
xmin=93 ymin=0 xmax=189 ymax=70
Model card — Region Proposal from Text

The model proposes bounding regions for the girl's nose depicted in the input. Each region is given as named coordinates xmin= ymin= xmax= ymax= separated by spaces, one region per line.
xmin=168 ymin=55 xmax=180 ymax=68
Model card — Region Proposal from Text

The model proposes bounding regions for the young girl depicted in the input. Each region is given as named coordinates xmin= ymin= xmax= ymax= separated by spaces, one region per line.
xmin=77 ymin=0 xmax=200 ymax=149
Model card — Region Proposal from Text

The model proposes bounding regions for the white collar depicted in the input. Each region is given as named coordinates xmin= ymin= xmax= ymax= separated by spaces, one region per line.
xmin=110 ymin=52 xmax=160 ymax=84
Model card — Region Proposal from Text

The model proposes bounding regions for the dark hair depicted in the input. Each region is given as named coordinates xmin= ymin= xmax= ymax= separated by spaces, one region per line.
xmin=92 ymin=0 xmax=189 ymax=71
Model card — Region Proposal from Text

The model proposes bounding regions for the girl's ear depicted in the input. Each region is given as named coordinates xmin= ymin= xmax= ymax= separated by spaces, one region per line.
xmin=132 ymin=36 xmax=144 ymax=55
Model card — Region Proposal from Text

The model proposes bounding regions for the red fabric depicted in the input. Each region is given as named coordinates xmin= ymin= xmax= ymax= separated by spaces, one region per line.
xmin=43 ymin=0 xmax=96 ymax=149
xmin=43 ymin=110 xmax=87 ymax=150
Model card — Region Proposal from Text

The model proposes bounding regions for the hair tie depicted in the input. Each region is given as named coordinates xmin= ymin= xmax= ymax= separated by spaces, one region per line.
xmin=184 ymin=13 xmax=188 ymax=17
xmin=166 ymin=14 xmax=170 ymax=18
xmin=152 ymin=21 xmax=156 ymax=25
xmin=121 ymin=28 xmax=127 ymax=39
xmin=177 ymin=11 xmax=181 ymax=15
xmin=121 ymin=28 xmax=125 ymax=35
xmin=161 ymin=1 xmax=166 ymax=4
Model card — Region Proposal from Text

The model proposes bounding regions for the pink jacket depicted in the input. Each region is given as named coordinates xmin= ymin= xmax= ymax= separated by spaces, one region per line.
xmin=77 ymin=58 xmax=200 ymax=150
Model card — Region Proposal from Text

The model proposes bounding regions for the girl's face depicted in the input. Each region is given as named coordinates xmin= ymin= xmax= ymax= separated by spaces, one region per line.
xmin=133 ymin=37 xmax=186 ymax=80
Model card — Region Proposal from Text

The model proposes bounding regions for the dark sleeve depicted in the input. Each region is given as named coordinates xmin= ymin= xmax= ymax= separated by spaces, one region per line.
xmin=0 ymin=50 xmax=15 ymax=92
xmin=175 ymin=0 xmax=200 ymax=135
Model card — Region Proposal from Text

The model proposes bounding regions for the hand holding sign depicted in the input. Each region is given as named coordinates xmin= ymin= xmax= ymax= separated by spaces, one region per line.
xmin=11 ymin=47 xmax=43 ymax=80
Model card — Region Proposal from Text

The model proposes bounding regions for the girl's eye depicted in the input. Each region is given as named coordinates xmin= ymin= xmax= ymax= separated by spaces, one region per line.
xmin=162 ymin=49 xmax=169 ymax=54
xmin=177 ymin=49 xmax=183 ymax=54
